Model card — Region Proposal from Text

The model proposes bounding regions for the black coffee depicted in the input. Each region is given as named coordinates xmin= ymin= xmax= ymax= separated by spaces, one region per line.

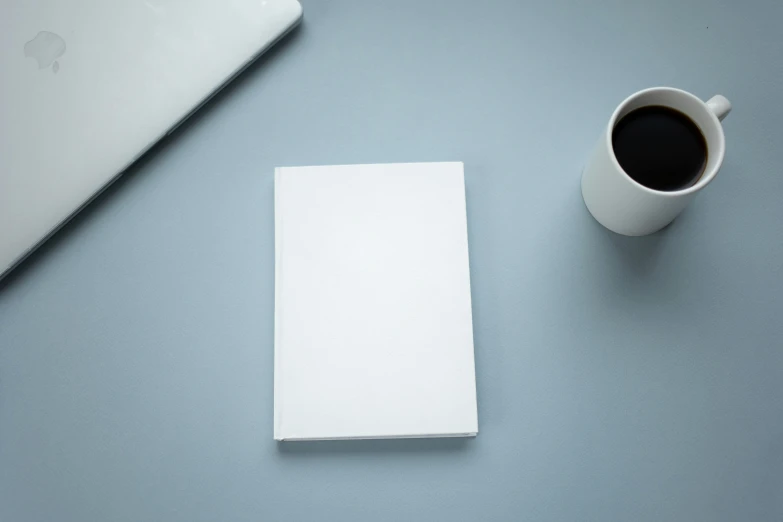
xmin=612 ymin=105 xmax=708 ymax=192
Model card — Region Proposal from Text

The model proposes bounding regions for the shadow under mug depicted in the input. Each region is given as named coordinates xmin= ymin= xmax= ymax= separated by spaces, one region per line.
xmin=582 ymin=87 xmax=731 ymax=236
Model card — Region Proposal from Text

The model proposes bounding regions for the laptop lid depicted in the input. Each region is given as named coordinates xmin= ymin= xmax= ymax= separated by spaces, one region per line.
xmin=0 ymin=0 xmax=302 ymax=279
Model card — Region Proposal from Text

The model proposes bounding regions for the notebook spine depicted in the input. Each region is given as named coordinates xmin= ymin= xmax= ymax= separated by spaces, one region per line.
xmin=273 ymin=168 xmax=284 ymax=441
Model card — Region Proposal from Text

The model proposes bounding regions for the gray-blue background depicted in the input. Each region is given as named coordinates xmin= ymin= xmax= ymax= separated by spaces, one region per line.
xmin=2 ymin=1 xmax=781 ymax=520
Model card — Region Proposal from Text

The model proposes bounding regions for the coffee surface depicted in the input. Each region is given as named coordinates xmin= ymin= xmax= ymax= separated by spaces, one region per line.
xmin=612 ymin=105 xmax=708 ymax=192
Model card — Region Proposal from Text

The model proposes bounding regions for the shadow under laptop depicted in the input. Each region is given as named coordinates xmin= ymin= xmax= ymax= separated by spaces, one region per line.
xmin=0 ymin=23 xmax=305 ymax=293
xmin=276 ymin=436 xmax=474 ymax=457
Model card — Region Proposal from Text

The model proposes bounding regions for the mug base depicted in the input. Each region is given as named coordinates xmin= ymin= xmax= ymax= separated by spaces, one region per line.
xmin=581 ymin=169 xmax=672 ymax=237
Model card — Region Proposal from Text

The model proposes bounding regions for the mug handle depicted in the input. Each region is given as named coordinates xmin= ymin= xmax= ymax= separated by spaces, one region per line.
xmin=706 ymin=95 xmax=732 ymax=121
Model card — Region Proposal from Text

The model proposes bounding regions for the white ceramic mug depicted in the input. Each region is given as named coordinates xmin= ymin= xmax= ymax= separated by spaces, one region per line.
xmin=581 ymin=87 xmax=731 ymax=236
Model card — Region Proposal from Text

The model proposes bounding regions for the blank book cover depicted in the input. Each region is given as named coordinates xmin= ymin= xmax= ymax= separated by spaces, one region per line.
xmin=274 ymin=162 xmax=478 ymax=441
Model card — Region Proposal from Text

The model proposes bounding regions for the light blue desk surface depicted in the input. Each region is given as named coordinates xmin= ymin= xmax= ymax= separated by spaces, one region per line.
xmin=2 ymin=1 xmax=782 ymax=520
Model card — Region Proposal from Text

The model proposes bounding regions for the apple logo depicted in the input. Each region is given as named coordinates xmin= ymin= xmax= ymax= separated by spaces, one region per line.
xmin=24 ymin=31 xmax=66 ymax=73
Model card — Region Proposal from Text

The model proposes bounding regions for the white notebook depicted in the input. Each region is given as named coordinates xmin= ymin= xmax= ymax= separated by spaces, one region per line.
xmin=274 ymin=162 xmax=478 ymax=441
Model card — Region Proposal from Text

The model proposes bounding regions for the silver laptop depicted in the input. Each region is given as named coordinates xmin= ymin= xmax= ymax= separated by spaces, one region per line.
xmin=0 ymin=0 xmax=302 ymax=279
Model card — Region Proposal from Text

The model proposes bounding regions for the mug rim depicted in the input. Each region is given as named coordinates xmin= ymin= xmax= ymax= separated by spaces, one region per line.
xmin=605 ymin=86 xmax=726 ymax=197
